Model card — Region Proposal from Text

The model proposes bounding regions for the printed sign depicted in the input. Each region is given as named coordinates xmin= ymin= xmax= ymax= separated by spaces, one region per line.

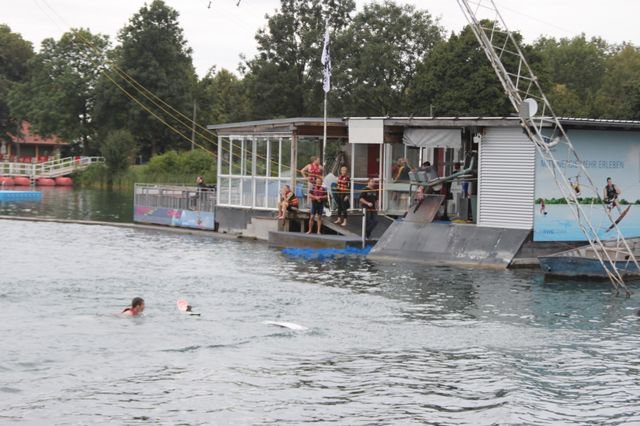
xmin=534 ymin=129 xmax=640 ymax=241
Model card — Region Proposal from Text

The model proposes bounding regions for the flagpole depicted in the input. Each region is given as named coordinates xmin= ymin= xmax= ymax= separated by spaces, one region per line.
xmin=321 ymin=19 xmax=331 ymax=175
xmin=322 ymin=93 xmax=327 ymax=171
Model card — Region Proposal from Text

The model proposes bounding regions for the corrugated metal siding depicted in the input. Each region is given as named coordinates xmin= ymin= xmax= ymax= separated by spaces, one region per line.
xmin=478 ymin=128 xmax=535 ymax=230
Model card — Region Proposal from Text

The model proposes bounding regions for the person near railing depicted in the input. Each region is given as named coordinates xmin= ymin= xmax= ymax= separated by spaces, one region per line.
xmin=307 ymin=176 xmax=327 ymax=235
xmin=300 ymin=156 xmax=323 ymax=204
xmin=359 ymin=178 xmax=378 ymax=239
xmin=334 ymin=165 xmax=350 ymax=226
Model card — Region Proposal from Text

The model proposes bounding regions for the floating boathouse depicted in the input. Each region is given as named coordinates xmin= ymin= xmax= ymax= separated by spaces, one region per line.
xmin=205 ymin=116 xmax=640 ymax=267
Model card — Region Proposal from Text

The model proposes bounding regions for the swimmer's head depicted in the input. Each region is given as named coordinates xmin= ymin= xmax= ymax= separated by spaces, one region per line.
xmin=131 ymin=297 xmax=145 ymax=313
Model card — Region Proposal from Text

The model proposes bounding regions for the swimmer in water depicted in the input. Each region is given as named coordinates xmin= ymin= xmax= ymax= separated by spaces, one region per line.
xmin=122 ymin=297 xmax=145 ymax=316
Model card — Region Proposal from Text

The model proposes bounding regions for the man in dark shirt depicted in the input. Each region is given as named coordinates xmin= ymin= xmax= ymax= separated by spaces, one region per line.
xmin=359 ymin=178 xmax=378 ymax=239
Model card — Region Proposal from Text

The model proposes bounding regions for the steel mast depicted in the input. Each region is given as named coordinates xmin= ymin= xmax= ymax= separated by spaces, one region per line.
xmin=456 ymin=0 xmax=638 ymax=295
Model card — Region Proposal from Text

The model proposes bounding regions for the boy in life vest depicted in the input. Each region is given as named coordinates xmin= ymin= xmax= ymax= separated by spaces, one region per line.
xmin=277 ymin=185 xmax=299 ymax=219
xmin=307 ymin=176 xmax=328 ymax=234
xmin=122 ymin=297 xmax=145 ymax=316
xmin=334 ymin=165 xmax=351 ymax=226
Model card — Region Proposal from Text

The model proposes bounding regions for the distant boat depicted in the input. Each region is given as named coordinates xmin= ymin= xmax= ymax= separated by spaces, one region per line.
xmin=538 ymin=238 xmax=640 ymax=279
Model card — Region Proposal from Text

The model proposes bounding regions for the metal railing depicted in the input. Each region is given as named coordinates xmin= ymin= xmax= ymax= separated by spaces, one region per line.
xmin=134 ymin=183 xmax=217 ymax=213
xmin=0 ymin=156 xmax=104 ymax=178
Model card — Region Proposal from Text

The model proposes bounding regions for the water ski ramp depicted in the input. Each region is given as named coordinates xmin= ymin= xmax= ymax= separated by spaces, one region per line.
xmin=368 ymin=221 xmax=529 ymax=268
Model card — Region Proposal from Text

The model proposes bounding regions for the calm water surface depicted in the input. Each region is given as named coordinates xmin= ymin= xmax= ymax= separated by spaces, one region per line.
xmin=2 ymin=190 xmax=640 ymax=424
xmin=0 ymin=187 xmax=133 ymax=222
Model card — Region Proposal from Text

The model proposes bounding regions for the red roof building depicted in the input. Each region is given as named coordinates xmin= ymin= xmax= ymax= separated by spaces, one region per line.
xmin=2 ymin=121 xmax=69 ymax=163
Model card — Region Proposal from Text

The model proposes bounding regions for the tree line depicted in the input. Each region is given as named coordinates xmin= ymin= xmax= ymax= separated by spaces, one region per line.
xmin=1 ymin=0 xmax=639 ymax=165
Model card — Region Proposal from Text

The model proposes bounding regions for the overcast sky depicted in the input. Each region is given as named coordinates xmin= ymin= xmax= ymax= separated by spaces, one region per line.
xmin=4 ymin=0 xmax=640 ymax=77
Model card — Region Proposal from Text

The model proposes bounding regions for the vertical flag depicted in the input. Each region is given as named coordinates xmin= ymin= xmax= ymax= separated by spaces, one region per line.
xmin=321 ymin=21 xmax=331 ymax=93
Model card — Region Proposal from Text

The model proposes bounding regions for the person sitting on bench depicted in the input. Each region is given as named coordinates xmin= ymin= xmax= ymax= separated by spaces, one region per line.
xmin=277 ymin=185 xmax=299 ymax=219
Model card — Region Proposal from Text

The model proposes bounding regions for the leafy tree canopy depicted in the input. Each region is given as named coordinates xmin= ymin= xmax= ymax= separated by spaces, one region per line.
xmin=0 ymin=24 xmax=34 ymax=142
xmin=9 ymin=29 xmax=109 ymax=154
xmin=94 ymin=0 xmax=196 ymax=158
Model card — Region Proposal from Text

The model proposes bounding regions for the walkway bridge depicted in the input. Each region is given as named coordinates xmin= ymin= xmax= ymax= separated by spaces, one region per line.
xmin=0 ymin=156 xmax=104 ymax=179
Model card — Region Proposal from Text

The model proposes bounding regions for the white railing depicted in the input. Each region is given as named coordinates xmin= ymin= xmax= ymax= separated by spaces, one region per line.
xmin=0 ymin=156 xmax=104 ymax=178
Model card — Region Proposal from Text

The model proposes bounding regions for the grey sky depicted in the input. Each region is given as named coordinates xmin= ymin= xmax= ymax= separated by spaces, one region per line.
xmin=4 ymin=0 xmax=640 ymax=77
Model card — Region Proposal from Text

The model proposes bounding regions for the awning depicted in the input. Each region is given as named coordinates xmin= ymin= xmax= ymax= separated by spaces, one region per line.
xmin=403 ymin=128 xmax=461 ymax=148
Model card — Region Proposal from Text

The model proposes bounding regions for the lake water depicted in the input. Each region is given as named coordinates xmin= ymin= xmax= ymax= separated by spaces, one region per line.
xmin=2 ymin=189 xmax=640 ymax=424
xmin=0 ymin=187 xmax=133 ymax=223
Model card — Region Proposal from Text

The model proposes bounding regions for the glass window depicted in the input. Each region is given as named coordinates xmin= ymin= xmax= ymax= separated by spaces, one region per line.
xmin=325 ymin=138 xmax=348 ymax=175
xmin=255 ymin=178 xmax=267 ymax=208
xmin=269 ymin=137 xmax=280 ymax=177
xmin=230 ymin=178 xmax=241 ymax=205
xmin=389 ymin=143 xmax=404 ymax=180
xmin=243 ymin=138 xmax=253 ymax=176
xmin=297 ymin=137 xmax=321 ymax=175
xmin=231 ymin=138 xmax=242 ymax=175
xmin=267 ymin=180 xmax=280 ymax=209
xmin=241 ymin=177 xmax=253 ymax=206
xmin=281 ymin=137 xmax=292 ymax=178
xmin=256 ymin=138 xmax=268 ymax=177
xmin=218 ymin=177 xmax=230 ymax=204
xmin=220 ymin=137 xmax=230 ymax=176
xmin=353 ymin=143 xmax=369 ymax=179
xmin=406 ymin=146 xmax=420 ymax=172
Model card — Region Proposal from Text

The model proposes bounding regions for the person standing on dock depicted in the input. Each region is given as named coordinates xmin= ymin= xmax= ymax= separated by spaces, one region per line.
xmin=301 ymin=156 xmax=324 ymax=202
xmin=604 ymin=177 xmax=622 ymax=214
xmin=334 ymin=165 xmax=350 ymax=226
xmin=359 ymin=178 xmax=378 ymax=239
xmin=307 ymin=176 xmax=327 ymax=235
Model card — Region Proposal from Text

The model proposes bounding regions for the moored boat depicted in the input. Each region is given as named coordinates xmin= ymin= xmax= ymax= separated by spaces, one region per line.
xmin=538 ymin=239 xmax=640 ymax=279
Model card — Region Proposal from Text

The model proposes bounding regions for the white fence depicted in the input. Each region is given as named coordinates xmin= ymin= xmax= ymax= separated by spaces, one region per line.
xmin=0 ymin=156 xmax=104 ymax=178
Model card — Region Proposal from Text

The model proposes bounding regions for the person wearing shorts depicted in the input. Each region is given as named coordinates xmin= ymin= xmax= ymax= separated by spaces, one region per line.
xmin=307 ymin=177 xmax=327 ymax=235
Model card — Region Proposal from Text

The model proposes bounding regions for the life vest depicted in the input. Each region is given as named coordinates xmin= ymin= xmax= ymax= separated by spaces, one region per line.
xmin=337 ymin=175 xmax=350 ymax=192
xmin=311 ymin=185 xmax=327 ymax=203
xmin=606 ymin=184 xmax=618 ymax=200
xmin=307 ymin=163 xmax=322 ymax=183
xmin=286 ymin=191 xmax=299 ymax=207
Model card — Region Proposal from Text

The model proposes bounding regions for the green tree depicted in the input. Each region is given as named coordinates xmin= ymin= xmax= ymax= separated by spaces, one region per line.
xmin=0 ymin=25 xmax=34 ymax=143
xmin=9 ymin=29 xmax=109 ymax=154
xmin=243 ymin=0 xmax=355 ymax=119
xmin=408 ymin=24 xmax=513 ymax=116
xmin=535 ymin=35 xmax=608 ymax=98
xmin=101 ymin=129 xmax=136 ymax=186
xmin=94 ymin=0 xmax=196 ymax=158
xmin=594 ymin=43 xmax=640 ymax=119
xmin=332 ymin=1 xmax=443 ymax=116
xmin=197 ymin=67 xmax=250 ymax=124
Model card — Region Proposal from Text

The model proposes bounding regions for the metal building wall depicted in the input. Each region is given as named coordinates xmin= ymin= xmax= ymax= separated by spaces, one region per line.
xmin=477 ymin=127 xmax=536 ymax=230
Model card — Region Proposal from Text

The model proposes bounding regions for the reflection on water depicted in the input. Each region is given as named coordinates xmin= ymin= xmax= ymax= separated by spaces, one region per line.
xmin=0 ymin=186 xmax=133 ymax=222
xmin=2 ymin=220 xmax=640 ymax=424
